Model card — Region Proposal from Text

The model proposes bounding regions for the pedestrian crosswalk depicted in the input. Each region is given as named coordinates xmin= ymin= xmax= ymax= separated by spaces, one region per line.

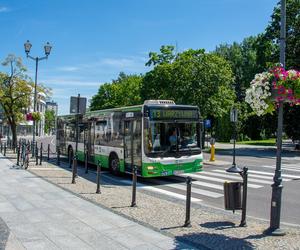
xmin=135 ymin=163 xmax=300 ymax=203
xmin=101 ymin=163 xmax=299 ymax=204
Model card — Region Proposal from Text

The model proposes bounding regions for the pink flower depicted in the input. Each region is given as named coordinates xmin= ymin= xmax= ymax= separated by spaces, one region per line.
xmin=277 ymin=85 xmax=286 ymax=95
xmin=276 ymin=96 xmax=284 ymax=102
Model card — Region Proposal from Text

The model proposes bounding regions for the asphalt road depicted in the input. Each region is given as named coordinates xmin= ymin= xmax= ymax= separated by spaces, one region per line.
xmin=36 ymin=136 xmax=300 ymax=227
xmin=200 ymin=148 xmax=300 ymax=227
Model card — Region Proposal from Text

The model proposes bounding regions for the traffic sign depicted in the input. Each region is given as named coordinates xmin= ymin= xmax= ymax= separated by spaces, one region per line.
xmin=204 ymin=119 xmax=211 ymax=129
xmin=230 ymin=108 xmax=238 ymax=123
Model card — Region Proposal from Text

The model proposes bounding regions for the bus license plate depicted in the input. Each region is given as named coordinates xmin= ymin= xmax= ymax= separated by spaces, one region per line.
xmin=161 ymin=171 xmax=168 ymax=176
xmin=173 ymin=170 xmax=184 ymax=175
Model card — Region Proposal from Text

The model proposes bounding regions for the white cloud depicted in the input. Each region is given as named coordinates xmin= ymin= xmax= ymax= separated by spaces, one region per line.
xmin=70 ymin=55 xmax=147 ymax=73
xmin=41 ymin=77 xmax=101 ymax=87
xmin=0 ymin=6 xmax=9 ymax=13
xmin=56 ymin=66 xmax=80 ymax=72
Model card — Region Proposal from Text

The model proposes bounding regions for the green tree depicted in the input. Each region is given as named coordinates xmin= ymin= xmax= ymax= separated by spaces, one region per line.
xmin=0 ymin=55 xmax=32 ymax=147
xmin=142 ymin=47 xmax=235 ymax=119
xmin=145 ymin=45 xmax=176 ymax=66
xmin=44 ymin=109 xmax=55 ymax=134
xmin=215 ymin=37 xmax=278 ymax=140
xmin=90 ymin=73 xmax=143 ymax=110
xmin=264 ymin=0 xmax=300 ymax=69
xmin=215 ymin=37 xmax=259 ymax=101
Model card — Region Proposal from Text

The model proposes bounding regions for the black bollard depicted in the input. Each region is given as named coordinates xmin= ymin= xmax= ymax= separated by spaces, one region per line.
xmin=85 ymin=149 xmax=88 ymax=174
xmin=47 ymin=144 xmax=50 ymax=161
xmin=25 ymin=144 xmax=29 ymax=170
xmin=35 ymin=141 xmax=38 ymax=158
xmin=31 ymin=141 xmax=34 ymax=158
xmin=56 ymin=147 xmax=60 ymax=166
xmin=39 ymin=143 xmax=43 ymax=165
xmin=239 ymin=167 xmax=248 ymax=227
xmin=69 ymin=150 xmax=73 ymax=168
xmin=20 ymin=143 xmax=24 ymax=166
xmin=35 ymin=143 xmax=38 ymax=165
xmin=72 ymin=154 xmax=77 ymax=184
xmin=184 ymin=176 xmax=192 ymax=227
xmin=131 ymin=165 xmax=137 ymax=207
xmin=0 ymin=142 xmax=2 ymax=153
xmin=4 ymin=143 xmax=6 ymax=156
xmin=96 ymin=160 xmax=101 ymax=194
xmin=16 ymin=146 xmax=20 ymax=166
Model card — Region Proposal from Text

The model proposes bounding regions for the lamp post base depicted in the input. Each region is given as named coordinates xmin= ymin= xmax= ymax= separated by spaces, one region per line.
xmin=264 ymin=227 xmax=286 ymax=236
xmin=239 ymin=221 xmax=247 ymax=227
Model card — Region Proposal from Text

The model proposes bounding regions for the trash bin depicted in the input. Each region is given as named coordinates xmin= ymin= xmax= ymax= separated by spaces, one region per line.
xmin=224 ymin=182 xmax=242 ymax=211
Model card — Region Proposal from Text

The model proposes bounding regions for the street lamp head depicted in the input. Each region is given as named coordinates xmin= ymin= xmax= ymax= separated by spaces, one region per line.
xmin=44 ymin=42 xmax=52 ymax=56
xmin=24 ymin=40 xmax=32 ymax=55
xmin=226 ymin=165 xmax=242 ymax=173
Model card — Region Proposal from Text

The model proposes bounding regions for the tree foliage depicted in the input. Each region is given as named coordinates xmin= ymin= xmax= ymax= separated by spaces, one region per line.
xmin=44 ymin=109 xmax=55 ymax=134
xmin=264 ymin=0 xmax=300 ymax=69
xmin=142 ymin=48 xmax=235 ymax=120
xmin=145 ymin=45 xmax=176 ymax=66
xmin=0 ymin=55 xmax=32 ymax=146
xmin=90 ymin=72 xmax=143 ymax=110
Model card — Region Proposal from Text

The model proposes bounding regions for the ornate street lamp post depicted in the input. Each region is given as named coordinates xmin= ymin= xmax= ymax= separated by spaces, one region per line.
xmin=266 ymin=0 xmax=286 ymax=236
xmin=24 ymin=40 xmax=52 ymax=156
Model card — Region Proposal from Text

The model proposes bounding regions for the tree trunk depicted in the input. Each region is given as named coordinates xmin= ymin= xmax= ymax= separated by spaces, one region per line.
xmin=10 ymin=122 xmax=17 ymax=149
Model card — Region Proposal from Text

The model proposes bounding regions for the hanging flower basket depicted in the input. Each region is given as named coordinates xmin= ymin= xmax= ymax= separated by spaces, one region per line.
xmin=245 ymin=66 xmax=300 ymax=116
xmin=31 ymin=112 xmax=42 ymax=121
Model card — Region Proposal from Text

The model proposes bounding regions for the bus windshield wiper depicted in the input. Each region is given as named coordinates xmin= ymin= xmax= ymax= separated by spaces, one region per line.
xmin=160 ymin=146 xmax=176 ymax=158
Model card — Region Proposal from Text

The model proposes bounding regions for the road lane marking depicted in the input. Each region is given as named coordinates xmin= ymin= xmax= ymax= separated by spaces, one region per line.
xmin=158 ymin=183 xmax=223 ymax=198
xmin=213 ymin=169 xmax=291 ymax=181
xmin=197 ymin=172 xmax=273 ymax=185
xmin=193 ymin=181 xmax=224 ymax=190
xmin=109 ymin=178 xmax=202 ymax=203
xmin=260 ymin=165 xmax=300 ymax=173
xmin=181 ymin=173 xmax=263 ymax=188
xmin=248 ymin=170 xmax=300 ymax=179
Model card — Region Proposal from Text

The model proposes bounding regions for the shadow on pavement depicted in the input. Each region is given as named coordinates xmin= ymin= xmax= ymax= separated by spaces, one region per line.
xmin=200 ymin=221 xmax=236 ymax=230
xmin=216 ymin=147 xmax=300 ymax=159
xmin=174 ymin=231 xmax=255 ymax=250
xmin=0 ymin=217 xmax=10 ymax=250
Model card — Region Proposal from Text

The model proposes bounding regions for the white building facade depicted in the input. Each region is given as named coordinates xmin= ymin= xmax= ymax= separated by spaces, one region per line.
xmin=17 ymin=91 xmax=47 ymax=137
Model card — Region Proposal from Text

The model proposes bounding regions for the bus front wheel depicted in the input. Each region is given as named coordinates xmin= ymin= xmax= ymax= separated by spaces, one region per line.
xmin=109 ymin=154 xmax=120 ymax=175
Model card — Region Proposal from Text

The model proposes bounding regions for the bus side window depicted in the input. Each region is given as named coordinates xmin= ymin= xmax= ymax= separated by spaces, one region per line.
xmin=95 ymin=120 xmax=107 ymax=145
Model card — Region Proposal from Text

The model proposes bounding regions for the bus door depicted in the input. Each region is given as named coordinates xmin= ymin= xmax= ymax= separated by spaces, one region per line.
xmin=85 ymin=121 xmax=95 ymax=162
xmin=124 ymin=118 xmax=142 ymax=175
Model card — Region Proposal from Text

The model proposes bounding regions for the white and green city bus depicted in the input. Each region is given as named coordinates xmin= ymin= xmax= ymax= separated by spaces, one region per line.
xmin=56 ymin=100 xmax=203 ymax=177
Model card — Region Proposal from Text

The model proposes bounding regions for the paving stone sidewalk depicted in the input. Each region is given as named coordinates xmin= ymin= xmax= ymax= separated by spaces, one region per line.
xmin=0 ymin=155 xmax=194 ymax=250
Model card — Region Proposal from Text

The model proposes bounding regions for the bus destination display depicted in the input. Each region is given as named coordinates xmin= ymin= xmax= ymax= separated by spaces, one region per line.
xmin=149 ymin=109 xmax=198 ymax=120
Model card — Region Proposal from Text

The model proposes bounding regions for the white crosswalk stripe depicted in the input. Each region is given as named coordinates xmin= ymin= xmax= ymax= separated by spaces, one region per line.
xmin=193 ymin=181 xmax=224 ymax=190
xmin=159 ymin=182 xmax=223 ymax=198
xmin=103 ymin=176 xmax=203 ymax=203
xmin=248 ymin=169 xmax=300 ymax=179
xmin=196 ymin=171 xmax=273 ymax=185
xmin=260 ymin=165 xmax=300 ymax=172
xmin=212 ymin=169 xmax=291 ymax=181
xmin=180 ymin=173 xmax=262 ymax=188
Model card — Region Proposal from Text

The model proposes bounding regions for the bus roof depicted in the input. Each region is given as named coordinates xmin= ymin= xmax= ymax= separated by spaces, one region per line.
xmin=57 ymin=102 xmax=199 ymax=119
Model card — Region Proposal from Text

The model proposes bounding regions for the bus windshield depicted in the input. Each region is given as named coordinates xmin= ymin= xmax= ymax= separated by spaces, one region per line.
xmin=144 ymin=121 xmax=201 ymax=157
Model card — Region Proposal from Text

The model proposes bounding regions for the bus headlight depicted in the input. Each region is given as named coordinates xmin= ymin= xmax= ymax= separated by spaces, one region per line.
xmin=147 ymin=166 xmax=155 ymax=170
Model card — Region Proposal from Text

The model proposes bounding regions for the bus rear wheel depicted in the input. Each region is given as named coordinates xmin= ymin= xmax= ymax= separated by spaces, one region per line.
xmin=109 ymin=154 xmax=120 ymax=175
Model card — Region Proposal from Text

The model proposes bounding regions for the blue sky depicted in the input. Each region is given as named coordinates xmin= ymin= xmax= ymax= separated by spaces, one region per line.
xmin=0 ymin=0 xmax=276 ymax=114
